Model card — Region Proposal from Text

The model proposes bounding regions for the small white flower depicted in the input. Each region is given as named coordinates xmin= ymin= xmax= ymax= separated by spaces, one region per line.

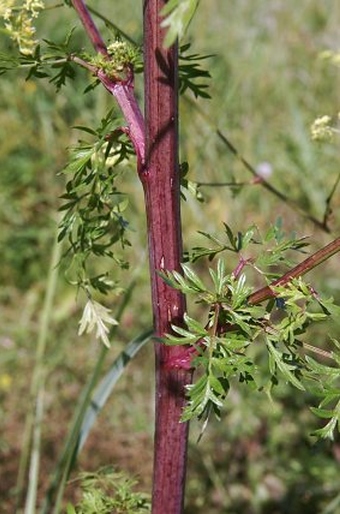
xmin=256 ymin=162 xmax=273 ymax=180
xmin=1 ymin=0 xmax=44 ymax=54
xmin=0 ymin=0 xmax=14 ymax=20
xmin=78 ymin=299 xmax=118 ymax=348
xmin=24 ymin=0 xmax=44 ymax=17
xmin=107 ymin=41 xmax=127 ymax=54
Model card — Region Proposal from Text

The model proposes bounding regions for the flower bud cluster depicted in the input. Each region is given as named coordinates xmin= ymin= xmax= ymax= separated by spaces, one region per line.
xmin=1 ymin=0 xmax=44 ymax=55
xmin=89 ymin=40 xmax=140 ymax=81
xmin=310 ymin=114 xmax=339 ymax=142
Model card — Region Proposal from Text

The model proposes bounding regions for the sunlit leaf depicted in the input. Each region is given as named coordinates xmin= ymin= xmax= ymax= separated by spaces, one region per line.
xmin=161 ymin=0 xmax=200 ymax=47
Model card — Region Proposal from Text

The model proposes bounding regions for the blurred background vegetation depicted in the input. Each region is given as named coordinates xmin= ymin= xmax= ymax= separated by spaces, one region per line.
xmin=0 ymin=1 xmax=340 ymax=512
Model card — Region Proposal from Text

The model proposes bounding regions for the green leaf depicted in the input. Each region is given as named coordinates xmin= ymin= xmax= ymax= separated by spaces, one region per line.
xmin=223 ymin=222 xmax=238 ymax=250
xmin=306 ymin=355 xmax=340 ymax=381
xmin=184 ymin=312 xmax=208 ymax=335
xmin=178 ymin=43 xmax=212 ymax=99
xmin=164 ymin=269 xmax=194 ymax=294
xmin=161 ymin=0 xmax=200 ymax=47
xmin=77 ymin=329 xmax=152 ymax=453
xmin=209 ymin=374 xmax=226 ymax=396
xmin=310 ymin=407 xmax=337 ymax=419
xmin=182 ymin=373 xmax=224 ymax=422
xmin=266 ymin=340 xmax=305 ymax=391
xmin=318 ymin=297 xmax=340 ymax=317
xmin=63 ymin=148 xmax=94 ymax=174
xmin=182 ymin=263 xmax=207 ymax=291
xmin=166 ymin=324 xmax=201 ymax=344
xmin=312 ymin=415 xmax=338 ymax=440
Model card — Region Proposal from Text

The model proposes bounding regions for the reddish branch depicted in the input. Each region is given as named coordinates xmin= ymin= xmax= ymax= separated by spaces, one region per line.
xmin=71 ymin=0 xmax=145 ymax=167
xmin=72 ymin=0 xmax=108 ymax=55
xmin=248 ymin=236 xmax=340 ymax=305
xmin=168 ymin=236 xmax=340 ymax=370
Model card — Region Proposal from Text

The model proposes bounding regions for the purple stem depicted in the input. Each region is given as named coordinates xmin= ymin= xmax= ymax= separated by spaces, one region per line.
xmin=143 ymin=1 xmax=192 ymax=512
xmin=71 ymin=0 xmax=190 ymax=511
xmin=71 ymin=0 xmax=145 ymax=165
xmin=72 ymin=0 xmax=108 ymax=55
xmin=98 ymin=72 xmax=145 ymax=166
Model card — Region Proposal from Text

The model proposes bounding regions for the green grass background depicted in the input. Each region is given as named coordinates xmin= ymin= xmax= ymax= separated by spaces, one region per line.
xmin=0 ymin=1 xmax=340 ymax=512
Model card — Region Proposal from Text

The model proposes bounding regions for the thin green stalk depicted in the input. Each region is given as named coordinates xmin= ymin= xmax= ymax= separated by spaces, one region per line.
xmin=15 ymin=224 xmax=62 ymax=513
xmin=24 ymin=386 xmax=45 ymax=514
xmin=41 ymin=280 xmax=137 ymax=514
xmin=49 ymin=346 xmax=109 ymax=514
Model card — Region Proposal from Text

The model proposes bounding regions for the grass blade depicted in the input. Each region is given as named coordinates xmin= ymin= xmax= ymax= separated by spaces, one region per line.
xmin=77 ymin=328 xmax=153 ymax=453
xmin=40 ymin=291 xmax=152 ymax=514
xmin=16 ymin=225 xmax=61 ymax=514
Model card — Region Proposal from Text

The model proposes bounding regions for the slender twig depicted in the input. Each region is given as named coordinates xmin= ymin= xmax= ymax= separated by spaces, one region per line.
xmin=322 ymin=172 xmax=340 ymax=228
xmin=183 ymin=96 xmax=331 ymax=233
xmin=196 ymin=180 xmax=251 ymax=188
xmin=72 ymin=0 xmax=108 ymax=55
xmin=97 ymin=72 xmax=145 ymax=165
xmin=216 ymin=128 xmax=329 ymax=232
xmin=87 ymin=4 xmax=139 ymax=46
xmin=248 ymin=237 xmax=340 ymax=305
xmin=303 ymin=342 xmax=333 ymax=360
xmin=69 ymin=54 xmax=97 ymax=72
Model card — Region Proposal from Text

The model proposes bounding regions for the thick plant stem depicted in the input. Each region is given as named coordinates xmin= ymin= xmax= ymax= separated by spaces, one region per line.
xmin=143 ymin=1 xmax=192 ymax=513
xmin=71 ymin=0 xmax=191 ymax=509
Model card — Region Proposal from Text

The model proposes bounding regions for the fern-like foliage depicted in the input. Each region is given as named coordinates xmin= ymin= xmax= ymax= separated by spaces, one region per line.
xmin=162 ymin=224 xmax=340 ymax=439
xmin=179 ymin=43 xmax=211 ymax=99
xmin=58 ymin=109 xmax=135 ymax=297
xmin=67 ymin=467 xmax=150 ymax=514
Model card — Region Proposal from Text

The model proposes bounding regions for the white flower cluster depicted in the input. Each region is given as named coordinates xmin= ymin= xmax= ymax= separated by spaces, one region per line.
xmin=0 ymin=0 xmax=14 ymax=20
xmin=319 ymin=50 xmax=340 ymax=67
xmin=310 ymin=115 xmax=337 ymax=142
xmin=78 ymin=299 xmax=118 ymax=348
xmin=106 ymin=40 xmax=136 ymax=72
xmin=1 ymin=0 xmax=44 ymax=55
